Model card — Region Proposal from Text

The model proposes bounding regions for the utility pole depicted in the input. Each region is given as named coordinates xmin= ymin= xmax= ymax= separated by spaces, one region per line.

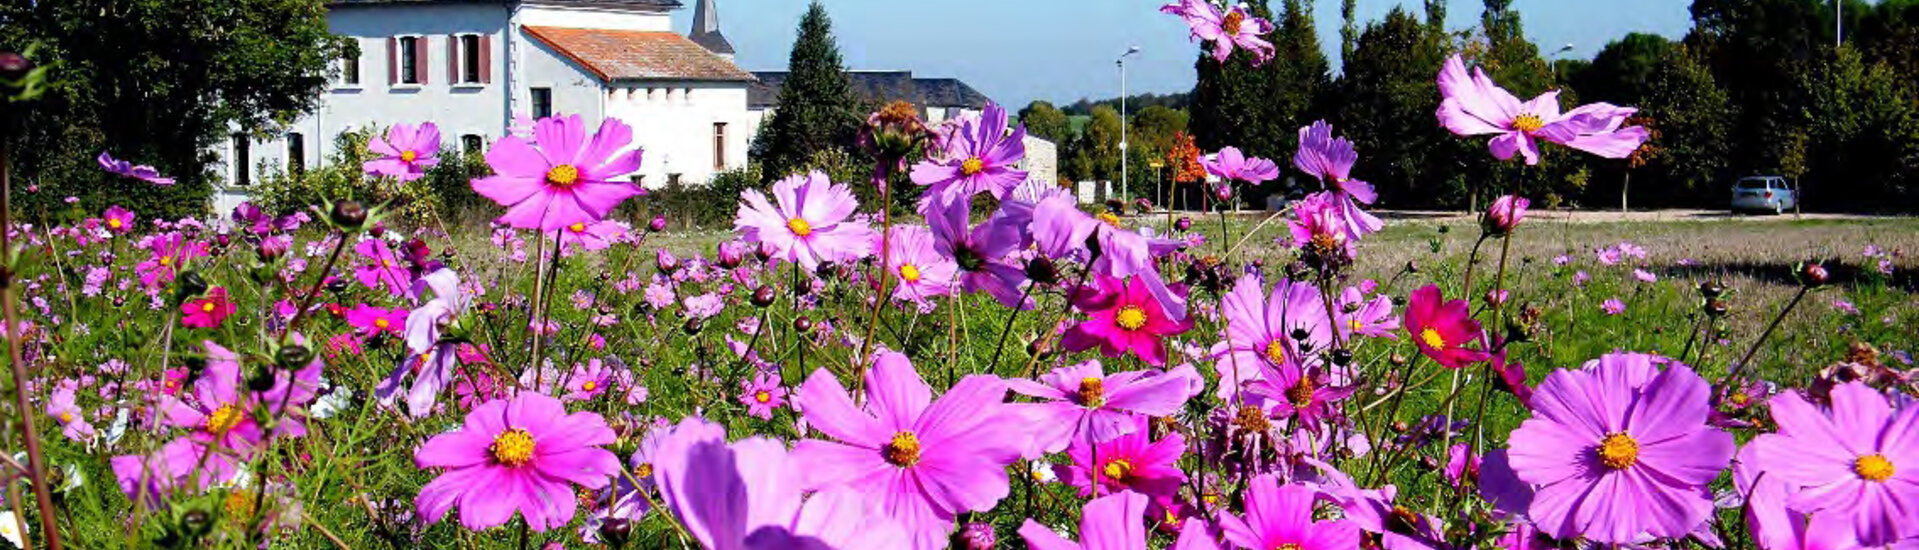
xmin=1117 ymin=45 xmax=1140 ymax=205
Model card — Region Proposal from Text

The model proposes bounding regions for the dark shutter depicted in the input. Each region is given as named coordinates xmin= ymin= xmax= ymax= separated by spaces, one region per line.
xmin=479 ymin=35 xmax=492 ymax=84
xmin=387 ymin=37 xmax=397 ymax=85
xmin=413 ymin=36 xmax=429 ymax=84
xmin=447 ymin=34 xmax=458 ymax=83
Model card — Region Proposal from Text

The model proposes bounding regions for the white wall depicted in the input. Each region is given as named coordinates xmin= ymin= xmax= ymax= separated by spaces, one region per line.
xmin=602 ymin=81 xmax=752 ymax=187
xmin=517 ymin=4 xmax=672 ymax=32
xmin=516 ymin=29 xmax=605 ymax=124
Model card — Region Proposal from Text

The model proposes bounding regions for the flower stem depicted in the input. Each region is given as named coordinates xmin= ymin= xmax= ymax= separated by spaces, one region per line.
xmin=0 ymin=141 xmax=63 ymax=550
xmin=1720 ymin=286 xmax=1808 ymax=393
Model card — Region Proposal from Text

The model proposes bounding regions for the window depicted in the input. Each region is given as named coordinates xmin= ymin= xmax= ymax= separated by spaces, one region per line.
xmin=232 ymin=135 xmax=252 ymax=187
xmin=398 ymin=36 xmax=420 ymax=84
xmin=462 ymin=134 xmax=483 ymax=153
xmin=712 ymin=122 xmax=727 ymax=171
xmin=530 ymin=87 xmax=553 ymax=119
xmin=288 ymin=133 xmax=306 ymax=174
xmin=460 ymin=35 xmax=483 ymax=84
xmin=340 ymin=51 xmax=361 ymax=86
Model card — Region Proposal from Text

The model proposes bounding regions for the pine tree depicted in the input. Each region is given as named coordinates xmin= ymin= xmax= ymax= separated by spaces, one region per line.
xmin=750 ymin=1 xmax=861 ymax=182
xmin=1340 ymin=0 xmax=1359 ymax=64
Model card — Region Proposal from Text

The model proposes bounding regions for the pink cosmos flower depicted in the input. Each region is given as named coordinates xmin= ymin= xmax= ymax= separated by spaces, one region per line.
xmin=1247 ymin=359 xmax=1354 ymax=432
xmin=47 ymin=384 xmax=95 ymax=442
xmin=345 ymin=303 xmax=407 ymax=337
xmin=1307 ymin=460 xmax=1450 ymax=550
xmin=414 ymin=392 xmax=620 ymax=532
xmin=98 ymin=151 xmax=175 ymax=185
xmin=1019 ymin=491 xmax=1221 ymax=550
xmin=909 ymin=102 xmax=1028 ymax=201
xmin=651 ymin=416 xmax=909 ymax=549
xmin=1504 ymin=352 xmax=1734 ymax=543
xmin=103 ymin=205 xmax=135 ymax=234
xmin=562 ymin=359 xmax=612 ymax=402
xmin=364 ymin=122 xmax=442 ymax=181
xmin=1058 ymin=415 xmax=1188 ymax=499
xmin=791 ymin=352 xmax=1024 ymax=547
xmin=1202 ymin=146 xmax=1279 ymax=184
xmin=1011 ymin=359 xmax=1197 ymax=455
xmin=1064 ymin=275 xmax=1195 ymax=367
xmin=1338 ymin=286 xmax=1401 ymax=340
xmin=354 ymin=239 xmax=411 ymax=296
xmin=883 ymin=225 xmax=958 ymax=304
xmin=927 ymin=194 xmax=1032 ymax=309
xmin=1294 ymin=121 xmax=1383 ymax=241
xmin=380 ymin=268 xmax=471 ymax=418
xmin=735 ymin=170 xmax=876 ymax=271
xmin=1437 ymin=54 xmax=1651 ymax=164
xmin=1023 ymin=188 xmax=1190 ymax=318
xmin=1287 ymin=192 xmax=1353 ymax=259
xmin=1601 ymin=298 xmax=1626 ymax=316
xmin=150 ymin=341 xmax=322 ymax=488
xmin=1160 ymin=0 xmax=1275 ymax=64
xmin=1216 ymin=274 xmax=1331 ymax=398
xmin=1485 ymin=194 xmax=1530 ymax=236
xmin=557 ymin=219 xmax=628 ymax=254
xmin=1632 ymin=268 xmax=1658 ymax=283
xmin=1750 ymin=382 xmax=1919 ymax=546
xmin=180 ymin=287 xmax=235 ymax=328
xmin=1404 ymin=285 xmax=1490 ymax=369
xmin=471 ymin=115 xmax=646 ymax=231
xmin=1218 ymin=474 xmax=1360 ymax=550
xmin=738 ymin=371 xmax=787 ymax=420
xmin=136 ymin=232 xmax=206 ymax=288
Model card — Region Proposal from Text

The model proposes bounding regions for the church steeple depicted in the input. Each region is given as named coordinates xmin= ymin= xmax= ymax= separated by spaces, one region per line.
xmin=688 ymin=0 xmax=735 ymax=56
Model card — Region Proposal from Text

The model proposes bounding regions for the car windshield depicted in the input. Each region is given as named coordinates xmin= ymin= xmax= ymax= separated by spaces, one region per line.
xmin=1737 ymin=178 xmax=1773 ymax=189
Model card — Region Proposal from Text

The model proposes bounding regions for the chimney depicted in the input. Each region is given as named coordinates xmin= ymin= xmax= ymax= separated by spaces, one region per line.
xmin=689 ymin=0 xmax=735 ymax=60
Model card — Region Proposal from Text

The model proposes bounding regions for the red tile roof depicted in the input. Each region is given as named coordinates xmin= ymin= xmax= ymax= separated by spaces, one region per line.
xmin=523 ymin=26 xmax=755 ymax=82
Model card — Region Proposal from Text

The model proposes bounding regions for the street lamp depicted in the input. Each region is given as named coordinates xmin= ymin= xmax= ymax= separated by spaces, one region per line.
xmin=1118 ymin=45 xmax=1141 ymax=206
xmin=1549 ymin=43 xmax=1574 ymax=82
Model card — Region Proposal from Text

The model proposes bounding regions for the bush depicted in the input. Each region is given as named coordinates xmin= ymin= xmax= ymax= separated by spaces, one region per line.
xmin=256 ymin=127 xmax=491 ymax=225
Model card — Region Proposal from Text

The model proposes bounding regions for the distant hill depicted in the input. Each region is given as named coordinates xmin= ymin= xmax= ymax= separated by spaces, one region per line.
xmin=1059 ymin=92 xmax=1191 ymax=116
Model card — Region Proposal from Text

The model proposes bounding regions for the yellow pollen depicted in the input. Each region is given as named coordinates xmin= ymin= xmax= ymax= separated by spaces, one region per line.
xmin=899 ymin=264 xmax=922 ymax=283
xmin=201 ymin=302 xmax=216 ymax=312
xmin=159 ymin=256 xmax=172 ymax=267
xmin=960 ymin=157 xmax=985 ymax=176
xmin=1234 ymin=406 xmax=1272 ymax=433
xmin=786 ymin=218 xmax=813 ymax=237
xmin=1729 ymin=392 xmax=1750 ymax=406
xmin=755 ymin=390 xmax=772 ymax=403
xmin=1420 ymin=328 xmax=1447 ymax=350
xmin=1202 ymin=491 xmax=1222 ymax=506
xmin=490 ymin=428 xmax=537 ymax=467
xmin=1349 ymin=319 xmax=1364 ymax=332
xmin=205 ymin=404 xmax=243 ymax=436
xmin=1285 ymin=377 xmax=1316 ymax=409
xmin=1277 ymin=544 xmax=1303 ymax=550
xmin=545 ymin=164 xmax=580 ymax=186
xmin=1856 ymin=454 xmax=1896 ymax=482
xmin=401 ymin=150 xmax=418 ymax=163
xmin=1077 ymin=377 xmax=1106 ymax=407
xmin=884 ymin=431 xmax=922 ymax=467
xmin=374 ymin=318 xmax=390 ymax=329
xmin=58 ymin=411 xmax=72 ymax=424
xmin=1101 ymin=458 xmax=1134 ymax=483
xmin=569 ymin=222 xmax=587 ymax=233
xmin=1512 ymin=113 xmax=1545 ymax=133
xmin=108 ymin=218 xmax=123 ymax=229
xmin=1097 ymin=212 xmax=1122 ymax=228
xmin=635 ymin=463 xmax=654 ymax=478
xmin=224 ymin=490 xmax=256 ymax=519
xmin=1597 ymin=433 xmax=1640 ymax=470
xmin=1115 ymin=306 xmax=1149 ymax=331
xmin=582 ymin=380 xmax=598 ymax=392
xmin=1264 ymin=340 xmax=1286 ymax=364
xmin=1222 ymin=11 xmax=1245 ymax=35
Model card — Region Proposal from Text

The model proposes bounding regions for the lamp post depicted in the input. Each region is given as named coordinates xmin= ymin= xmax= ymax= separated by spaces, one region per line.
xmin=1118 ymin=45 xmax=1140 ymax=204
xmin=1549 ymin=42 xmax=1573 ymax=82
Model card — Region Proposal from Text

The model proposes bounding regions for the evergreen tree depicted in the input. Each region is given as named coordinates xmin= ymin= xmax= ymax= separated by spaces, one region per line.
xmin=1340 ymin=0 xmax=1359 ymax=64
xmin=1335 ymin=6 xmax=1455 ymax=207
xmin=751 ymin=1 xmax=860 ymax=182
xmin=1189 ymin=1 xmax=1282 ymax=163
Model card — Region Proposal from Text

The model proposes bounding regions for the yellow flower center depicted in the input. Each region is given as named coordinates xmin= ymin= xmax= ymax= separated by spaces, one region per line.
xmin=1856 ymin=454 xmax=1896 ymax=482
xmin=58 ymin=411 xmax=73 ymax=424
xmin=899 ymin=264 xmax=922 ymax=283
xmin=1286 ymin=377 xmax=1316 ymax=410
xmin=1115 ymin=306 xmax=1149 ymax=331
xmin=1101 ymin=458 xmax=1134 ymax=483
xmin=546 ymin=164 xmax=580 ymax=187
xmin=787 ymin=218 xmax=813 ymax=237
xmin=159 ymin=256 xmax=172 ymax=267
xmin=374 ymin=318 xmax=390 ymax=329
xmin=490 ymin=428 xmax=537 ymax=467
xmin=1512 ymin=113 xmax=1545 ymax=133
xmin=205 ymin=404 xmax=243 ymax=436
xmin=1264 ymin=340 xmax=1286 ymax=364
xmin=569 ymin=222 xmax=587 ymax=233
xmin=224 ymin=490 xmax=256 ymax=519
xmin=1077 ymin=377 xmax=1106 ymax=407
xmin=1234 ymin=405 xmax=1272 ymax=433
xmin=1597 ymin=432 xmax=1639 ymax=470
xmin=582 ymin=380 xmax=598 ymax=392
xmin=755 ymin=390 xmax=772 ymax=403
xmin=401 ymin=150 xmax=418 ymax=163
xmin=1348 ymin=319 xmax=1364 ymax=332
xmin=960 ymin=157 xmax=985 ymax=176
xmin=635 ymin=463 xmax=654 ymax=479
xmin=1420 ymin=328 xmax=1447 ymax=350
xmin=884 ymin=431 xmax=922 ymax=467
xmin=1222 ymin=11 xmax=1245 ymax=35
xmin=1277 ymin=544 xmax=1303 ymax=550
xmin=1729 ymin=392 xmax=1749 ymax=406
xmin=1097 ymin=212 xmax=1122 ymax=228
xmin=108 ymin=218 xmax=123 ymax=229
xmin=201 ymin=302 xmax=216 ymax=312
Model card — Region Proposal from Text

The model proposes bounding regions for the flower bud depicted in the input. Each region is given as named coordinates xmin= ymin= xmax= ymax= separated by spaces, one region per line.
xmin=598 ymin=518 xmax=632 ymax=546
xmin=1482 ymin=195 xmax=1530 ymax=236
xmin=656 ymin=249 xmax=680 ymax=275
xmin=793 ymin=316 xmax=813 ymax=334
xmin=0 ymin=51 xmax=33 ymax=81
xmin=329 ymin=200 xmax=367 ymax=230
xmin=1797 ymin=262 xmax=1830 ymax=287
xmin=1174 ymin=217 xmax=1193 ymax=232
xmin=276 ymin=345 xmax=313 ymax=370
xmin=176 ymin=270 xmax=209 ymax=299
xmin=751 ymin=285 xmax=777 ymax=308
xmin=682 ymin=317 xmax=704 ymax=336
xmin=1023 ymin=256 xmax=1060 ymax=286
xmin=955 ymin=522 xmax=997 ymax=550
xmin=649 ymin=216 xmax=668 ymax=233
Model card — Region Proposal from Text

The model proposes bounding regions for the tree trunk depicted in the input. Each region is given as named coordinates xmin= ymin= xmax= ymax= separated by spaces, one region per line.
xmin=1621 ymin=171 xmax=1631 ymax=213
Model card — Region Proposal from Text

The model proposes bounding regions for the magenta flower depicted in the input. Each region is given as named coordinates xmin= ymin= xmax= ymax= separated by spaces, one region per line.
xmin=1202 ymin=146 xmax=1279 ymax=184
xmin=1437 ymin=54 xmax=1651 ymax=164
xmin=1601 ymin=298 xmax=1626 ymax=316
xmin=651 ymin=417 xmax=909 ymax=549
xmin=1484 ymin=194 xmax=1530 ymax=235
xmin=926 ymin=194 xmax=1032 ymax=309
xmin=1405 ymin=285 xmax=1490 ymax=369
xmin=1026 ymin=190 xmax=1190 ymax=318
xmin=910 ymin=102 xmax=1028 ymax=201
xmin=1338 ymin=287 xmax=1400 ymax=340
xmin=1294 ymin=121 xmax=1382 ymax=241
xmin=558 ymin=219 xmax=628 ymax=253
xmin=345 ymin=303 xmax=407 ymax=337
xmin=98 ymin=151 xmax=175 ymax=185
xmin=1750 ymin=382 xmax=1919 ymax=546
xmin=47 ymin=384 xmax=95 ymax=442
xmin=1286 ymin=192 xmax=1353 ymax=259
xmin=1219 ymin=474 xmax=1360 ymax=550
xmin=735 ymin=170 xmax=876 ymax=272
xmin=471 ymin=115 xmax=645 ymax=231
xmin=1160 ymin=0 xmax=1275 ymax=64
xmin=738 ymin=371 xmax=787 ymax=420
xmin=364 ymin=122 xmax=442 ymax=181
xmin=1504 ymin=352 xmax=1733 ymax=543
xmin=136 ymin=232 xmax=206 ymax=288
xmin=380 ymin=268 xmax=471 ymax=418
xmin=1019 ymin=491 xmax=1222 ymax=550
xmin=1010 ymin=359 xmax=1197 ymax=455
xmin=562 ymin=359 xmax=612 ymax=402
xmin=414 ymin=392 xmax=620 ymax=532
xmin=154 ymin=341 xmax=322 ymax=487
xmin=1309 ymin=462 xmax=1450 ymax=550
xmin=1064 ymin=275 xmax=1194 ymax=367
xmin=1217 ymin=274 xmax=1331 ymax=397
xmin=354 ymin=239 xmax=411 ymax=296
xmin=180 ymin=287 xmax=235 ymax=328
xmin=791 ymin=352 xmax=1024 ymax=546
xmin=103 ymin=205 xmax=135 ymax=234
xmin=883 ymin=225 xmax=958 ymax=304
xmin=1247 ymin=359 xmax=1353 ymax=432
xmin=1058 ymin=415 xmax=1188 ymax=499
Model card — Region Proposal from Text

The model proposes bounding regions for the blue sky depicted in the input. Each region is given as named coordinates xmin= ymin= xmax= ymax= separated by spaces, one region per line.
xmin=669 ymin=0 xmax=1694 ymax=108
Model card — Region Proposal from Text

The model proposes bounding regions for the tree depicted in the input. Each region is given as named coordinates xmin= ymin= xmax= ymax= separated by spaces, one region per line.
xmin=0 ymin=0 xmax=341 ymax=218
xmin=1576 ymin=33 xmax=1673 ymax=104
xmin=1083 ymin=105 xmax=1124 ymax=188
xmin=1340 ymin=0 xmax=1359 ymax=64
xmin=1334 ymin=6 xmax=1455 ymax=207
xmin=751 ymin=1 xmax=860 ymax=182
xmin=1189 ymin=2 xmax=1282 ymax=167
xmin=1018 ymin=101 xmax=1073 ymax=143
xmin=1792 ymin=46 xmax=1919 ymax=211
xmin=1633 ymin=45 xmax=1733 ymax=206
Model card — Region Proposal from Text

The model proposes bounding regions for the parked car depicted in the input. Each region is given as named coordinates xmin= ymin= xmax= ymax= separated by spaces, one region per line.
xmin=1731 ymin=176 xmax=1796 ymax=214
